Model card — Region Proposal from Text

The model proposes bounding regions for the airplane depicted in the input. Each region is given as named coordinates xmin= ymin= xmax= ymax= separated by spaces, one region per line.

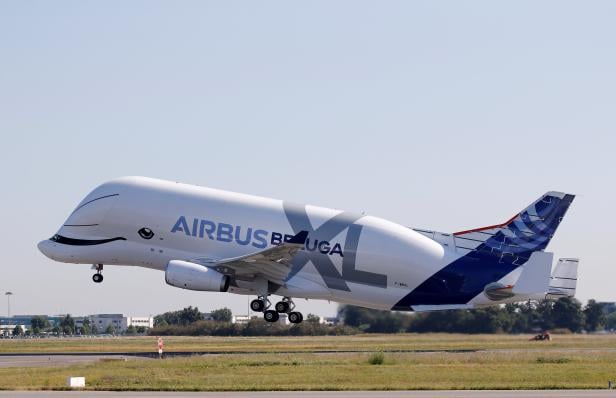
xmin=38 ymin=176 xmax=579 ymax=323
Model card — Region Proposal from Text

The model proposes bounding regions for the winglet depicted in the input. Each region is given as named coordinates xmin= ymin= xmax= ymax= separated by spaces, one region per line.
xmin=288 ymin=230 xmax=309 ymax=245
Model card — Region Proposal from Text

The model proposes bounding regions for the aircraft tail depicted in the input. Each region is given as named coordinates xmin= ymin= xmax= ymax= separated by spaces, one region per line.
xmin=393 ymin=192 xmax=575 ymax=309
xmin=454 ymin=191 xmax=575 ymax=255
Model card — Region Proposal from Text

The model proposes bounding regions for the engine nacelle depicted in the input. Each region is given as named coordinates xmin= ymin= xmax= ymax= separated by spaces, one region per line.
xmin=165 ymin=260 xmax=230 ymax=292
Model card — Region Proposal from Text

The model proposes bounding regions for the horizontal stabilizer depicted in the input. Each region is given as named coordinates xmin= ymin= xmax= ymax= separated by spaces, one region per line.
xmin=546 ymin=258 xmax=579 ymax=299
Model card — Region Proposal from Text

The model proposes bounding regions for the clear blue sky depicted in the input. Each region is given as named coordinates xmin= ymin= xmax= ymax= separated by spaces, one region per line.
xmin=1 ymin=1 xmax=614 ymax=317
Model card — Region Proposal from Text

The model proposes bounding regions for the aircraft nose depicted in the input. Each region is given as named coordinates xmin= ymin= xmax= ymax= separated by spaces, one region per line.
xmin=38 ymin=239 xmax=56 ymax=260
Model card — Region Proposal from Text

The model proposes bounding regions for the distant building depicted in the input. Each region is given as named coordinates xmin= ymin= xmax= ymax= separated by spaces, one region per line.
xmin=0 ymin=315 xmax=64 ymax=336
xmin=231 ymin=314 xmax=292 ymax=324
xmin=232 ymin=314 xmax=256 ymax=324
xmin=128 ymin=316 xmax=154 ymax=329
xmin=230 ymin=314 xmax=339 ymax=325
xmin=1 ymin=314 xmax=153 ymax=335
xmin=0 ymin=323 xmax=28 ymax=336
xmin=0 ymin=315 xmax=63 ymax=328
xmin=87 ymin=314 xmax=153 ymax=333
xmin=321 ymin=316 xmax=340 ymax=325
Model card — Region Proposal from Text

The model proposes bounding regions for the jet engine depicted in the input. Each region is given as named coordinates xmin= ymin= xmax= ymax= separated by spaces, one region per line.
xmin=165 ymin=260 xmax=230 ymax=292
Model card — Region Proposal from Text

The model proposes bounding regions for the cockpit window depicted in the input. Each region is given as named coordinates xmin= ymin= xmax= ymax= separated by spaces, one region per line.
xmin=64 ymin=193 xmax=119 ymax=227
xmin=71 ymin=193 xmax=119 ymax=215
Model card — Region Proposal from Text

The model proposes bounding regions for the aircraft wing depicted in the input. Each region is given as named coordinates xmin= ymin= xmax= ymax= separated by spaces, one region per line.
xmin=190 ymin=231 xmax=308 ymax=285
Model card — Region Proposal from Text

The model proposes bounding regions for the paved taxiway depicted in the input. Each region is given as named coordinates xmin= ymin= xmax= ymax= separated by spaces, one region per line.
xmin=0 ymin=350 xmax=478 ymax=367
xmin=1 ymin=391 xmax=615 ymax=397
xmin=0 ymin=355 xmax=137 ymax=368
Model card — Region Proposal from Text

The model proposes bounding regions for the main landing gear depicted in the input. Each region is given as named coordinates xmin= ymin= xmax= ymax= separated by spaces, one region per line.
xmin=250 ymin=296 xmax=303 ymax=324
xmin=92 ymin=264 xmax=103 ymax=283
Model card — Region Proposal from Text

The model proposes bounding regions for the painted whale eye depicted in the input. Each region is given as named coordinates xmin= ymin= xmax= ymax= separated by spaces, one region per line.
xmin=138 ymin=228 xmax=154 ymax=240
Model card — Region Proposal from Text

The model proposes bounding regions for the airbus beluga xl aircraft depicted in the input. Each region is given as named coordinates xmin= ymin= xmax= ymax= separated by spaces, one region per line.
xmin=38 ymin=177 xmax=579 ymax=324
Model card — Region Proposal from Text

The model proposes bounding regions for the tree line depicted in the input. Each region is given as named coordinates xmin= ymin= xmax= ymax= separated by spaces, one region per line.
xmin=9 ymin=297 xmax=613 ymax=337
xmin=148 ymin=298 xmax=616 ymax=336
xmin=340 ymin=298 xmax=616 ymax=334
xmin=154 ymin=306 xmax=232 ymax=326
xmin=151 ymin=306 xmax=354 ymax=336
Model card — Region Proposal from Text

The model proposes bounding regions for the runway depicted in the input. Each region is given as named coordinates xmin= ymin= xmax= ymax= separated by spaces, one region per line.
xmin=0 ymin=390 xmax=614 ymax=397
xmin=0 ymin=348 xmax=478 ymax=358
xmin=0 ymin=354 xmax=138 ymax=368
xmin=0 ymin=350 xmax=478 ymax=367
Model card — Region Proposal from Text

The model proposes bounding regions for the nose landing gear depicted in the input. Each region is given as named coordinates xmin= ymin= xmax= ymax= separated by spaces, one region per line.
xmin=92 ymin=264 xmax=103 ymax=283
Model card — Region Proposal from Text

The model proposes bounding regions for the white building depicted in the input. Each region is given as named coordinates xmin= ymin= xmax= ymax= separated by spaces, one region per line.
xmin=0 ymin=324 xmax=28 ymax=337
xmin=321 ymin=316 xmax=340 ymax=325
xmin=232 ymin=314 xmax=290 ymax=325
xmin=231 ymin=314 xmax=253 ymax=324
xmin=127 ymin=316 xmax=154 ymax=329
xmin=83 ymin=314 xmax=153 ymax=333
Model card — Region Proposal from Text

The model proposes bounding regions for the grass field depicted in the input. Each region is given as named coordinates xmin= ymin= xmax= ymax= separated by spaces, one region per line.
xmin=1 ymin=334 xmax=616 ymax=391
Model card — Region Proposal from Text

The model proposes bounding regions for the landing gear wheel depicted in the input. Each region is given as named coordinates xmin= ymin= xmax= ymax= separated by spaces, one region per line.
xmin=288 ymin=311 xmax=303 ymax=324
xmin=92 ymin=264 xmax=104 ymax=283
xmin=275 ymin=301 xmax=290 ymax=313
xmin=250 ymin=299 xmax=265 ymax=312
xmin=275 ymin=297 xmax=295 ymax=313
xmin=263 ymin=310 xmax=279 ymax=323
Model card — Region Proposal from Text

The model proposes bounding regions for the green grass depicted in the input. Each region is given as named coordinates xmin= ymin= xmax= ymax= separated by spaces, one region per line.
xmin=367 ymin=351 xmax=385 ymax=365
xmin=1 ymin=334 xmax=615 ymax=391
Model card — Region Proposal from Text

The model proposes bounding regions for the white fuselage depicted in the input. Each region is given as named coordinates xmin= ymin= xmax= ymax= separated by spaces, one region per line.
xmin=38 ymin=177 xmax=463 ymax=310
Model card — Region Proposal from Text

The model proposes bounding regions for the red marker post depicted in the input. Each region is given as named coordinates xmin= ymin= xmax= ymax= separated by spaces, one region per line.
xmin=157 ymin=337 xmax=164 ymax=359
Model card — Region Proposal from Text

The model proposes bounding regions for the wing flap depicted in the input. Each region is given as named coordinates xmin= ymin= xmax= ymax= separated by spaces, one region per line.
xmin=191 ymin=231 xmax=308 ymax=285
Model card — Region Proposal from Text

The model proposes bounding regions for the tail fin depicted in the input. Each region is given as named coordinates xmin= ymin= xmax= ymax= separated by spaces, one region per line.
xmin=546 ymin=258 xmax=579 ymax=299
xmin=454 ymin=192 xmax=575 ymax=254
xmin=393 ymin=192 xmax=575 ymax=309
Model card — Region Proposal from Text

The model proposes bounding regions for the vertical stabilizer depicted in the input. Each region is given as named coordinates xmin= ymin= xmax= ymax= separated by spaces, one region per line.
xmin=454 ymin=192 xmax=575 ymax=254
xmin=393 ymin=192 xmax=576 ymax=309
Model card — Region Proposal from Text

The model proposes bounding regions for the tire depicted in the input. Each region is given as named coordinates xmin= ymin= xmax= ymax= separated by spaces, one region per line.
xmin=275 ymin=301 xmax=289 ymax=313
xmin=288 ymin=311 xmax=302 ymax=324
xmin=250 ymin=299 xmax=265 ymax=312
xmin=264 ymin=310 xmax=279 ymax=323
xmin=92 ymin=274 xmax=103 ymax=283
